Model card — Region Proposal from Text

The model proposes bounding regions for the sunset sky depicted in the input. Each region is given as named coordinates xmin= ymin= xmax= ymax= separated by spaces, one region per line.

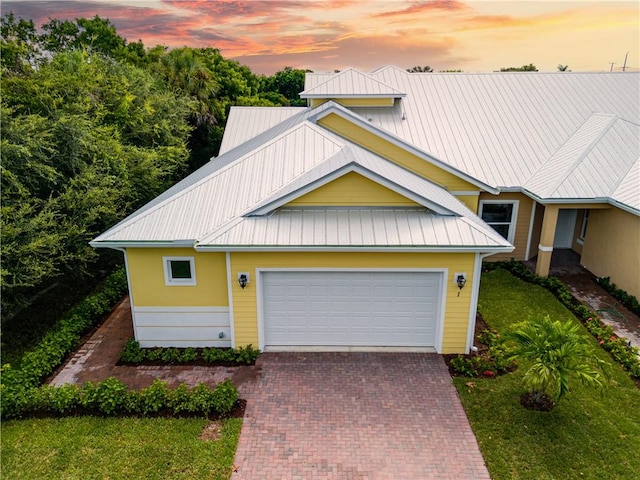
xmin=4 ymin=1 xmax=639 ymax=74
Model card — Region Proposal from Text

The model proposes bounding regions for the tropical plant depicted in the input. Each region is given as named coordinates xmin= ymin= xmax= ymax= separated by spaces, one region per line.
xmin=505 ymin=315 xmax=607 ymax=409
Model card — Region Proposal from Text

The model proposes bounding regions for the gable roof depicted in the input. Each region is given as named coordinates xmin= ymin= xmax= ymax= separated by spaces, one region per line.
xmin=301 ymin=68 xmax=405 ymax=98
xmin=92 ymin=110 xmax=511 ymax=252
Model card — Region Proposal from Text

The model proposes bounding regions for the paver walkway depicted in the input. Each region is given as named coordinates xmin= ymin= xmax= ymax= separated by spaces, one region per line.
xmin=232 ymin=352 xmax=490 ymax=480
xmin=49 ymin=297 xmax=258 ymax=393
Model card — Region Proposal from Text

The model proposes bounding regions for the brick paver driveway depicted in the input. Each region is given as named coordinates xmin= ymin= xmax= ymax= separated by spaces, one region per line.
xmin=232 ymin=352 xmax=490 ymax=479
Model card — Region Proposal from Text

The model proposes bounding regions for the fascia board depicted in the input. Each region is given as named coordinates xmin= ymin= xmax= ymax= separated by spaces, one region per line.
xmin=302 ymin=93 xmax=406 ymax=98
xmin=194 ymin=245 xmax=515 ymax=253
xmin=310 ymin=105 xmax=499 ymax=194
xmin=89 ymin=240 xmax=197 ymax=249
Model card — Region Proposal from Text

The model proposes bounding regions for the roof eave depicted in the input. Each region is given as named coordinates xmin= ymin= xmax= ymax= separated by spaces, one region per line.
xmin=194 ymin=245 xmax=514 ymax=253
xmin=90 ymin=240 xmax=197 ymax=249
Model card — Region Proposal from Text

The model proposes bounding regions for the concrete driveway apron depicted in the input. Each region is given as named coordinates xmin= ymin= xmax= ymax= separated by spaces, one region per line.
xmin=232 ymin=352 xmax=489 ymax=480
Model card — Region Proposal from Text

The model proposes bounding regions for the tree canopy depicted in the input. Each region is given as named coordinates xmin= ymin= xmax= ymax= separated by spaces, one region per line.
xmin=1 ymin=12 xmax=315 ymax=319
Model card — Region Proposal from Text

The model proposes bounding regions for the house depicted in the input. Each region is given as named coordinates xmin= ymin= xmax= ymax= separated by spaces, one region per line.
xmin=91 ymin=66 xmax=640 ymax=354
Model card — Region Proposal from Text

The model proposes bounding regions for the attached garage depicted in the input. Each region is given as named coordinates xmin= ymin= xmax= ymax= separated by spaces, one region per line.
xmin=260 ymin=270 xmax=444 ymax=351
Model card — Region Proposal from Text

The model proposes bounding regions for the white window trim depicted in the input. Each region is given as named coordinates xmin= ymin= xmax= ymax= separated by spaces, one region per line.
xmin=479 ymin=200 xmax=519 ymax=244
xmin=163 ymin=256 xmax=196 ymax=286
xmin=577 ymin=210 xmax=589 ymax=245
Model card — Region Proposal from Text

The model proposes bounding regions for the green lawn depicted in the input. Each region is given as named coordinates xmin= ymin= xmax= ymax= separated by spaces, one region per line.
xmin=1 ymin=416 xmax=241 ymax=480
xmin=456 ymin=268 xmax=640 ymax=480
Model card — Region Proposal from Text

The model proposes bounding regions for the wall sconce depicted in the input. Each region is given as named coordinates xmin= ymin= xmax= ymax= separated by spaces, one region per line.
xmin=454 ymin=273 xmax=467 ymax=297
xmin=237 ymin=272 xmax=249 ymax=289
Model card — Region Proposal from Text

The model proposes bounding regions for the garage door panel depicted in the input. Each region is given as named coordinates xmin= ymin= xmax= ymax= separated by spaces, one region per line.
xmin=263 ymin=271 xmax=441 ymax=348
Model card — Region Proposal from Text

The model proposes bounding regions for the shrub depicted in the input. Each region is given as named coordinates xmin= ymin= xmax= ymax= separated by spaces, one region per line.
xmin=451 ymin=355 xmax=476 ymax=377
xmin=1 ymin=378 xmax=239 ymax=419
xmin=597 ymin=277 xmax=640 ymax=316
xmin=138 ymin=380 xmax=171 ymax=414
xmin=120 ymin=338 xmax=144 ymax=363
xmin=505 ymin=315 xmax=608 ymax=409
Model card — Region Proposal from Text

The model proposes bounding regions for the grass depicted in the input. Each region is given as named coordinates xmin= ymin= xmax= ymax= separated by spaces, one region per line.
xmin=0 ymin=417 xmax=242 ymax=480
xmin=456 ymin=268 xmax=640 ymax=480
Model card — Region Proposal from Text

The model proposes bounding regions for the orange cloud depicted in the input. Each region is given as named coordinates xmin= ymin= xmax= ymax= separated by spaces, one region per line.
xmin=372 ymin=0 xmax=468 ymax=18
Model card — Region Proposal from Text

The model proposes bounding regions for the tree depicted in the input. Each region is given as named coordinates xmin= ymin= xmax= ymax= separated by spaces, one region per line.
xmin=499 ymin=63 xmax=538 ymax=72
xmin=505 ymin=316 xmax=607 ymax=410
xmin=557 ymin=64 xmax=570 ymax=72
xmin=1 ymin=50 xmax=191 ymax=316
xmin=261 ymin=67 xmax=309 ymax=106
xmin=407 ymin=66 xmax=433 ymax=73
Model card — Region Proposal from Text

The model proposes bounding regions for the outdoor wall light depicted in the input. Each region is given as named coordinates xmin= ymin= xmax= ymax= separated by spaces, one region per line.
xmin=219 ymin=331 xmax=225 ymax=339
xmin=237 ymin=272 xmax=249 ymax=289
xmin=454 ymin=273 xmax=467 ymax=297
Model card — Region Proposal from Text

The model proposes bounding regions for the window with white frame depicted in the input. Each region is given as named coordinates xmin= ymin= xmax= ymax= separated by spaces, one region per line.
xmin=479 ymin=201 xmax=519 ymax=243
xmin=163 ymin=256 xmax=196 ymax=286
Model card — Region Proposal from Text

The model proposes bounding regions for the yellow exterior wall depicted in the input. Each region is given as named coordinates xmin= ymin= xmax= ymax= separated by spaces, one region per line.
xmin=126 ymin=248 xmax=228 ymax=307
xmin=288 ymin=172 xmax=420 ymax=207
xmin=318 ymin=113 xmax=479 ymax=192
xmin=455 ymin=195 xmax=479 ymax=212
xmin=580 ymin=208 xmax=640 ymax=298
xmin=310 ymin=98 xmax=394 ymax=108
xmin=229 ymin=251 xmax=476 ymax=354
xmin=479 ymin=192 xmax=535 ymax=261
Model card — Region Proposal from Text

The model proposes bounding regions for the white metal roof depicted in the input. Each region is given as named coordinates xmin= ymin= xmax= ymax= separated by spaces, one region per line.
xmin=197 ymin=208 xmax=511 ymax=250
xmin=93 ymin=66 xmax=639 ymax=249
xmin=93 ymin=109 xmax=510 ymax=251
xmin=219 ymin=107 xmax=306 ymax=154
xmin=301 ymin=68 xmax=405 ymax=98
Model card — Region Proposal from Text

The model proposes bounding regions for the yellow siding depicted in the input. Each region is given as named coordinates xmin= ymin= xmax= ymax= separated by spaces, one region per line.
xmin=127 ymin=248 xmax=228 ymax=307
xmin=581 ymin=208 xmax=640 ymax=298
xmin=229 ymin=251 xmax=476 ymax=354
xmin=479 ymin=192 xmax=534 ymax=261
xmin=288 ymin=172 xmax=420 ymax=207
xmin=310 ymin=98 xmax=394 ymax=108
xmin=318 ymin=113 xmax=479 ymax=192
xmin=455 ymin=195 xmax=479 ymax=212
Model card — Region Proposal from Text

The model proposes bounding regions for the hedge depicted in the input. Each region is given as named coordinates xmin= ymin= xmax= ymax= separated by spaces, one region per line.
xmin=1 ymin=267 xmax=128 ymax=418
xmin=120 ymin=338 xmax=260 ymax=365
xmin=484 ymin=261 xmax=640 ymax=379
xmin=2 ymin=378 xmax=238 ymax=419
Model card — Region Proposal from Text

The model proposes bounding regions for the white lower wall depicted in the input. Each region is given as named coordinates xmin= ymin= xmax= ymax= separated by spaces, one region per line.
xmin=133 ymin=306 xmax=231 ymax=348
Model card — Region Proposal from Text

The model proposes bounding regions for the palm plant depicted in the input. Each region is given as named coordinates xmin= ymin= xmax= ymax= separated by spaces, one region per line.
xmin=505 ymin=315 xmax=607 ymax=409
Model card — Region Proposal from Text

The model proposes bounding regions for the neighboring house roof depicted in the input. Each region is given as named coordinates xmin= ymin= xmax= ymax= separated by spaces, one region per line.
xmin=301 ymin=68 xmax=405 ymax=98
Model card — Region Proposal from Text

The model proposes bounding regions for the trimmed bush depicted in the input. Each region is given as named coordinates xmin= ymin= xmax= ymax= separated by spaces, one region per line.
xmin=120 ymin=342 xmax=260 ymax=366
xmin=1 ymin=377 xmax=238 ymax=419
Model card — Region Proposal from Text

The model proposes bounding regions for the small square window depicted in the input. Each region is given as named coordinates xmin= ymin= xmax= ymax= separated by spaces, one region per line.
xmin=163 ymin=256 xmax=196 ymax=286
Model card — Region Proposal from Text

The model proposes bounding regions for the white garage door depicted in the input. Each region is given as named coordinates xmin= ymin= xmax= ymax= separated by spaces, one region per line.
xmin=262 ymin=271 xmax=442 ymax=349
